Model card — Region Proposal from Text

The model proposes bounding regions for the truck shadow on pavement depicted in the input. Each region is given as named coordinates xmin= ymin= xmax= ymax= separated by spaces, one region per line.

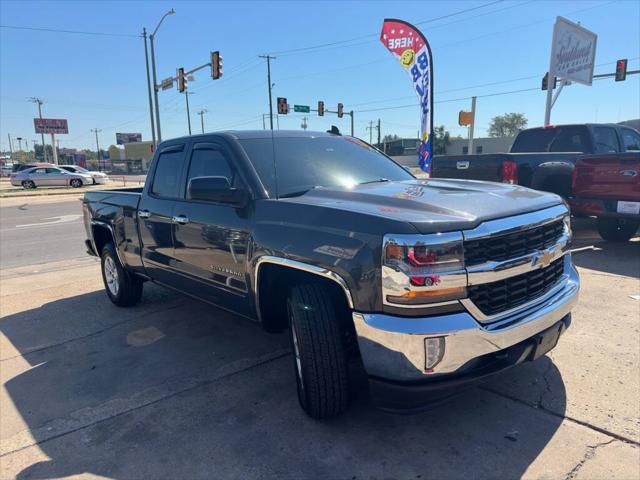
xmin=2 ymin=285 xmax=567 ymax=479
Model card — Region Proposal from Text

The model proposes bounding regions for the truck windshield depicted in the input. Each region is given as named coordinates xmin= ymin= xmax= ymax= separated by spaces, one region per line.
xmin=511 ymin=126 xmax=591 ymax=153
xmin=239 ymin=136 xmax=414 ymax=198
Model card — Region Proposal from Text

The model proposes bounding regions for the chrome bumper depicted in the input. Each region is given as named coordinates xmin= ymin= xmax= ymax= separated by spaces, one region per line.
xmin=353 ymin=255 xmax=579 ymax=382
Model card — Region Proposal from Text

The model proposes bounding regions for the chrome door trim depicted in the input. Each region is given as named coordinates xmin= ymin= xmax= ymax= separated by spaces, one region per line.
xmin=254 ymin=255 xmax=354 ymax=310
xmin=456 ymin=161 xmax=470 ymax=170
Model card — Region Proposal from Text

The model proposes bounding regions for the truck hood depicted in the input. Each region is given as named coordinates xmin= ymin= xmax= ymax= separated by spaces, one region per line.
xmin=280 ymin=179 xmax=564 ymax=234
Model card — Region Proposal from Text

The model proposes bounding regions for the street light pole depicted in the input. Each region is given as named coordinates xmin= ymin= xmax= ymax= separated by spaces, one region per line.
xmin=91 ymin=128 xmax=102 ymax=172
xmin=183 ymin=90 xmax=194 ymax=135
xmin=28 ymin=97 xmax=47 ymax=162
xmin=197 ymin=109 xmax=208 ymax=134
xmin=150 ymin=8 xmax=176 ymax=143
xmin=259 ymin=55 xmax=276 ymax=130
xmin=142 ymin=28 xmax=156 ymax=146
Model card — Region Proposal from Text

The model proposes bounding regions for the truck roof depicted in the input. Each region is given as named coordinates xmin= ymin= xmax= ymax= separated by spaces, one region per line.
xmin=165 ymin=130 xmax=339 ymax=143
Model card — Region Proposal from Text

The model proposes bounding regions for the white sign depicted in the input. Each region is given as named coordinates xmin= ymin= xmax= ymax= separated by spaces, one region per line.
xmin=161 ymin=77 xmax=174 ymax=90
xmin=549 ymin=16 xmax=597 ymax=86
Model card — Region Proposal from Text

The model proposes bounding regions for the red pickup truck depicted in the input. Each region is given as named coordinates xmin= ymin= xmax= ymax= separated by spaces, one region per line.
xmin=570 ymin=152 xmax=640 ymax=241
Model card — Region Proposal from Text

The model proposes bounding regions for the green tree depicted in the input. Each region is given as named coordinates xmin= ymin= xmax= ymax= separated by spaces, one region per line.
xmin=433 ymin=125 xmax=451 ymax=155
xmin=488 ymin=113 xmax=528 ymax=137
xmin=382 ymin=134 xmax=400 ymax=142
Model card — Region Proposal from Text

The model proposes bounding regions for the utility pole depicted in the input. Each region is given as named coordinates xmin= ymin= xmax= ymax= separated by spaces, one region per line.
xmin=16 ymin=137 xmax=23 ymax=162
xmin=301 ymin=116 xmax=308 ymax=130
xmin=468 ymin=96 xmax=476 ymax=155
xmin=197 ymin=109 xmax=208 ymax=134
xmin=91 ymin=128 xmax=102 ymax=172
xmin=182 ymin=90 xmax=194 ymax=135
xmin=377 ymin=118 xmax=381 ymax=146
xmin=366 ymin=121 xmax=374 ymax=144
xmin=259 ymin=55 xmax=276 ymax=130
xmin=350 ymin=111 xmax=354 ymax=137
xmin=7 ymin=134 xmax=13 ymax=163
xmin=28 ymin=97 xmax=47 ymax=162
xmin=142 ymin=28 xmax=156 ymax=146
xmin=150 ymin=9 xmax=176 ymax=143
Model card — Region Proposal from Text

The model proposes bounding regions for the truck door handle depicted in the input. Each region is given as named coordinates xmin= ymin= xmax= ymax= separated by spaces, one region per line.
xmin=172 ymin=215 xmax=190 ymax=225
xmin=138 ymin=210 xmax=151 ymax=218
xmin=456 ymin=161 xmax=470 ymax=170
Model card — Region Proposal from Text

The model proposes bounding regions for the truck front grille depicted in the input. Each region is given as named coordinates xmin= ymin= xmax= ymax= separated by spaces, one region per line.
xmin=464 ymin=219 xmax=564 ymax=266
xmin=467 ymin=259 xmax=564 ymax=316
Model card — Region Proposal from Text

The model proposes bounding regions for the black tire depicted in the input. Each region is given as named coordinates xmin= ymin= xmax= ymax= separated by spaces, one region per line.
xmin=100 ymin=242 xmax=143 ymax=307
xmin=287 ymin=283 xmax=349 ymax=419
xmin=22 ymin=180 xmax=35 ymax=189
xmin=596 ymin=217 xmax=640 ymax=242
xmin=70 ymin=178 xmax=83 ymax=188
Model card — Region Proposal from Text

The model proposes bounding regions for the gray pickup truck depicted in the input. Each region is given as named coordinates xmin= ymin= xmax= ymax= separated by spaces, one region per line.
xmin=83 ymin=130 xmax=579 ymax=418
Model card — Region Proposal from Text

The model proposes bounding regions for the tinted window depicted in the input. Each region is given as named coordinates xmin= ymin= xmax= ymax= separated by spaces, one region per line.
xmin=46 ymin=168 xmax=62 ymax=174
xmin=186 ymin=148 xmax=233 ymax=186
xmin=621 ymin=129 xmax=640 ymax=151
xmin=151 ymin=149 xmax=184 ymax=198
xmin=240 ymin=136 xmax=413 ymax=197
xmin=511 ymin=127 xmax=590 ymax=153
xmin=592 ymin=127 xmax=619 ymax=153
xmin=32 ymin=168 xmax=47 ymax=174
xmin=60 ymin=166 xmax=74 ymax=172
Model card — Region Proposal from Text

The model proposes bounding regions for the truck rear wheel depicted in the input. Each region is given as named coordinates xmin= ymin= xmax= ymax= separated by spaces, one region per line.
xmin=596 ymin=217 xmax=639 ymax=242
xmin=287 ymin=283 xmax=349 ymax=419
xmin=100 ymin=242 xmax=143 ymax=307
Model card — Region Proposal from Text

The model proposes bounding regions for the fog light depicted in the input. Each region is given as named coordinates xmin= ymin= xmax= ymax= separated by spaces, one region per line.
xmin=424 ymin=336 xmax=445 ymax=372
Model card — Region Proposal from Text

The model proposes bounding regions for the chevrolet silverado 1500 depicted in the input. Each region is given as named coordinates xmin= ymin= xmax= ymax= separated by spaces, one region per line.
xmin=83 ymin=130 xmax=579 ymax=418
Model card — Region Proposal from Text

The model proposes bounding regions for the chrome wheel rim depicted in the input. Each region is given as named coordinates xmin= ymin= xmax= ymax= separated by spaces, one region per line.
xmin=291 ymin=321 xmax=305 ymax=393
xmin=104 ymin=256 xmax=119 ymax=296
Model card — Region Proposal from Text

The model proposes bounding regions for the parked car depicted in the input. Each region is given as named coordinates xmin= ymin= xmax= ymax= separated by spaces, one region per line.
xmin=12 ymin=162 xmax=54 ymax=173
xmin=11 ymin=166 xmax=94 ymax=189
xmin=431 ymin=123 xmax=640 ymax=198
xmin=83 ymin=130 xmax=579 ymax=418
xmin=59 ymin=165 xmax=108 ymax=184
xmin=1 ymin=164 xmax=14 ymax=177
xmin=570 ymin=152 xmax=640 ymax=241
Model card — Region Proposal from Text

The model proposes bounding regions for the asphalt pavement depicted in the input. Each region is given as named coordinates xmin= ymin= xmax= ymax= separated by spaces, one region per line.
xmin=0 ymin=199 xmax=86 ymax=268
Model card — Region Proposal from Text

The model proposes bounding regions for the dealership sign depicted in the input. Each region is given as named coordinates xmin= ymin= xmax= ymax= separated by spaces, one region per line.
xmin=549 ymin=16 xmax=597 ymax=85
xmin=34 ymin=118 xmax=69 ymax=134
xmin=380 ymin=19 xmax=433 ymax=175
xmin=116 ymin=132 xmax=142 ymax=145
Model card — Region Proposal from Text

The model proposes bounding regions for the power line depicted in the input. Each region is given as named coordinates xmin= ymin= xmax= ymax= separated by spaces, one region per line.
xmin=0 ymin=24 xmax=139 ymax=38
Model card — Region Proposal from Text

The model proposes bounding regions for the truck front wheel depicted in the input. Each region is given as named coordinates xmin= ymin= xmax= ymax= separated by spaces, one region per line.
xmin=596 ymin=217 xmax=639 ymax=242
xmin=287 ymin=283 xmax=349 ymax=419
xmin=101 ymin=242 xmax=143 ymax=306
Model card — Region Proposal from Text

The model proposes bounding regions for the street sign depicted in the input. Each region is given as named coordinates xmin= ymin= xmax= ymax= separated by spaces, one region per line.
xmin=34 ymin=118 xmax=68 ymax=134
xmin=161 ymin=77 xmax=174 ymax=90
xmin=116 ymin=133 xmax=142 ymax=145
xmin=294 ymin=105 xmax=310 ymax=113
xmin=549 ymin=16 xmax=597 ymax=86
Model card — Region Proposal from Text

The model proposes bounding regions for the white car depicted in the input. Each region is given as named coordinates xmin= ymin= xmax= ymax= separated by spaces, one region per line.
xmin=59 ymin=165 xmax=108 ymax=184
xmin=10 ymin=166 xmax=94 ymax=188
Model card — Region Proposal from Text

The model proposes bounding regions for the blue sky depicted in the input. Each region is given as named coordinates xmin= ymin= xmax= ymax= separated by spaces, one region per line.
xmin=1 ymin=0 xmax=639 ymax=151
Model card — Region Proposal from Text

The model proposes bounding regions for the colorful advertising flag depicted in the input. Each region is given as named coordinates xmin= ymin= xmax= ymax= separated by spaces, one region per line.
xmin=380 ymin=19 xmax=433 ymax=175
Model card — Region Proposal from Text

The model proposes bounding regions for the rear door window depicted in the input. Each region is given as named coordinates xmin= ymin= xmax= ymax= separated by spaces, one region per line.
xmin=150 ymin=147 xmax=185 ymax=198
xmin=592 ymin=127 xmax=620 ymax=153
xmin=621 ymin=129 xmax=640 ymax=151
xmin=549 ymin=127 xmax=590 ymax=153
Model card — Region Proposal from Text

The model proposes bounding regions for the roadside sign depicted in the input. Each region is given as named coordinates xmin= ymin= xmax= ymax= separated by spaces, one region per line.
xmin=294 ymin=105 xmax=310 ymax=113
xmin=161 ymin=77 xmax=174 ymax=90
xmin=549 ymin=16 xmax=597 ymax=86
xmin=116 ymin=133 xmax=142 ymax=145
xmin=34 ymin=118 xmax=68 ymax=134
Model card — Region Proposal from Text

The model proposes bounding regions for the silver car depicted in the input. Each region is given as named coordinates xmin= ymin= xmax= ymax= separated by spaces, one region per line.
xmin=59 ymin=165 xmax=108 ymax=184
xmin=10 ymin=166 xmax=93 ymax=189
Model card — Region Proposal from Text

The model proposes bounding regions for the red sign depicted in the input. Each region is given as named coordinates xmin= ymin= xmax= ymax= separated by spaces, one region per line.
xmin=34 ymin=118 xmax=69 ymax=134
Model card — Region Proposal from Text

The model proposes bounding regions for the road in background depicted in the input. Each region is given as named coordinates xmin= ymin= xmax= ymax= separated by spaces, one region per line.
xmin=0 ymin=199 xmax=86 ymax=268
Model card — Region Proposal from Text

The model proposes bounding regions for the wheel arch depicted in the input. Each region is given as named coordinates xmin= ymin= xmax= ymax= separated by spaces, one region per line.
xmin=91 ymin=221 xmax=125 ymax=265
xmin=254 ymin=257 xmax=354 ymax=333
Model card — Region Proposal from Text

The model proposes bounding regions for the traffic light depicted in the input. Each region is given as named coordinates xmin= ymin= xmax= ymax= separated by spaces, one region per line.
xmin=177 ymin=67 xmax=186 ymax=93
xmin=337 ymin=103 xmax=344 ymax=118
xmin=211 ymin=51 xmax=223 ymax=80
xmin=615 ymin=59 xmax=627 ymax=82
xmin=277 ymin=97 xmax=288 ymax=114
xmin=318 ymin=100 xmax=324 ymax=116
xmin=541 ymin=73 xmax=557 ymax=91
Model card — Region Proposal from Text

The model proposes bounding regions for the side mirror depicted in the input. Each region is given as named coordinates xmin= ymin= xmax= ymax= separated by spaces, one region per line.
xmin=187 ymin=176 xmax=248 ymax=206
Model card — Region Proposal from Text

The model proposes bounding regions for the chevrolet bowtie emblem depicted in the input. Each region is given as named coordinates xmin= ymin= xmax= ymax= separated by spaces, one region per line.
xmin=534 ymin=251 xmax=554 ymax=268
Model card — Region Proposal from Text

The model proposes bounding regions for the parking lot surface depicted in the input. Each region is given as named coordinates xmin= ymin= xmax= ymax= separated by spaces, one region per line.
xmin=1 ymin=205 xmax=639 ymax=479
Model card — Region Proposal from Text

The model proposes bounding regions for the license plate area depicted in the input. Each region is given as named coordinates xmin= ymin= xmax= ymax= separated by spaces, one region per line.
xmin=531 ymin=323 xmax=563 ymax=360
xmin=617 ymin=201 xmax=640 ymax=215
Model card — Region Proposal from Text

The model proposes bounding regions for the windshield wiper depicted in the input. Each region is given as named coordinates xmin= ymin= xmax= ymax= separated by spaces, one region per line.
xmin=359 ymin=178 xmax=390 ymax=185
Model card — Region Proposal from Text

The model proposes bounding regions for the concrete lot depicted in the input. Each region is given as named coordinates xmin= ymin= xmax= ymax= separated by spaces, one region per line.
xmin=0 ymin=209 xmax=639 ymax=479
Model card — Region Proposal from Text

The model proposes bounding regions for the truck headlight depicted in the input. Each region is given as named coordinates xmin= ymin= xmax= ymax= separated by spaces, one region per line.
xmin=562 ymin=214 xmax=572 ymax=241
xmin=382 ymin=232 xmax=466 ymax=306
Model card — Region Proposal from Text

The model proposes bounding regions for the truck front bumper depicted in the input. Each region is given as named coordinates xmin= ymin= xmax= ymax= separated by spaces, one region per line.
xmin=352 ymin=255 xmax=579 ymax=410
